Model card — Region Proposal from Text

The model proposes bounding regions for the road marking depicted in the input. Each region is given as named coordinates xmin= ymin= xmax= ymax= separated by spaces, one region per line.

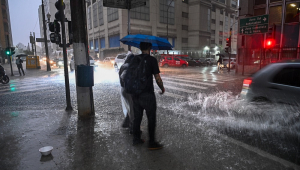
xmin=162 ymin=80 xmax=208 ymax=90
xmin=174 ymin=75 xmax=240 ymax=82
xmin=162 ymin=77 xmax=217 ymax=86
xmin=163 ymin=85 xmax=198 ymax=94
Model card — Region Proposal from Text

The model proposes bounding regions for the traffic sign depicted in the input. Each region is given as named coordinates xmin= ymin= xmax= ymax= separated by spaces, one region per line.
xmin=239 ymin=15 xmax=269 ymax=35
xmin=131 ymin=0 xmax=146 ymax=9
xmin=103 ymin=0 xmax=146 ymax=9
xmin=103 ymin=0 xmax=127 ymax=9
xmin=36 ymin=38 xmax=50 ymax=43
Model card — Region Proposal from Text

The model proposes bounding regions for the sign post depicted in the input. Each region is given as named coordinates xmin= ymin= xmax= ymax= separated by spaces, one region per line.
xmin=239 ymin=15 xmax=269 ymax=35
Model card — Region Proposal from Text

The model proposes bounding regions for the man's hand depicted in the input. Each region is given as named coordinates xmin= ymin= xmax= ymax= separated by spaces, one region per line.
xmin=154 ymin=74 xmax=165 ymax=95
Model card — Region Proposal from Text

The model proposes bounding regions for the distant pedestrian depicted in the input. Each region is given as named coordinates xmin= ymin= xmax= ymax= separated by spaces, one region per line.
xmin=119 ymin=51 xmax=135 ymax=133
xmin=130 ymin=42 xmax=165 ymax=150
xmin=16 ymin=56 xmax=25 ymax=76
xmin=217 ymin=56 xmax=223 ymax=70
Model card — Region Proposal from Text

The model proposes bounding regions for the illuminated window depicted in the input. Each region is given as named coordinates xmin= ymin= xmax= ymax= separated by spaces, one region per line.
xmin=285 ymin=3 xmax=300 ymax=23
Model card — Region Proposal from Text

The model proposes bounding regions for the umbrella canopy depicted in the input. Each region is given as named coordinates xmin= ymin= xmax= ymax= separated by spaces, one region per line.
xmin=120 ymin=34 xmax=173 ymax=50
xmin=16 ymin=54 xmax=28 ymax=57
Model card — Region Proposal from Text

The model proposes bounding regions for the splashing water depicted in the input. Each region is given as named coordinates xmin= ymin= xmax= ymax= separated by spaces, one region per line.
xmin=168 ymin=91 xmax=300 ymax=138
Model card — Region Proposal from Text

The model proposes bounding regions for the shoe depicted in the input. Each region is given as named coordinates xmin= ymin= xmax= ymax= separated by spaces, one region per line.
xmin=148 ymin=141 xmax=163 ymax=150
xmin=132 ymin=139 xmax=145 ymax=146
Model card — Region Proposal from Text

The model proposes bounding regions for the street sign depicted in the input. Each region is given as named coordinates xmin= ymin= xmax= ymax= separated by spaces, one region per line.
xmin=103 ymin=0 xmax=127 ymax=9
xmin=131 ymin=0 xmax=146 ymax=9
xmin=36 ymin=38 xmax=50 ymax=43
xmin=103 ymin=0 xmax=146 ymax=9
xmin=239 ymin=15 xmax=269 ymax=35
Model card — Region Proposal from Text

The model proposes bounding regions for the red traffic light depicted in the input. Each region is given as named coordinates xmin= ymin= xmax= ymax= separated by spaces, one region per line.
xmin=226 ymin=38 xmax=229 ymax=41
xmin=265 ymin=39 xmax=275 ymax=48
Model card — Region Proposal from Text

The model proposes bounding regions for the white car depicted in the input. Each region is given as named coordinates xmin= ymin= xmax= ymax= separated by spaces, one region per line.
xmin=114 ymin=53 xmax=127 ymax=69
xmin=220 ymin=58 xmax=236 ymax=69
xmin=241 ymin=60 xmax=300 ymax=104
xmin=69 ymin=56 xmax=98 ymax=71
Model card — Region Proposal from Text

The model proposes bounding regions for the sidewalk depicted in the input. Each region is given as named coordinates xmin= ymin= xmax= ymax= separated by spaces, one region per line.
xmin=0 ymin=76 xmax=299 ymax=169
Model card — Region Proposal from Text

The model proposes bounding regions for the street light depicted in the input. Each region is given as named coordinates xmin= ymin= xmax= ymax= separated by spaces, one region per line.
xmin=167 ymin=0 xmax=174 ymax=54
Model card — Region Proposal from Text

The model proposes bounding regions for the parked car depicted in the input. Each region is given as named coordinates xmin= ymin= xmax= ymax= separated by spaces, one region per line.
xmin=159 ymin=55 xmax=189 ymax=68
xmin=180 ymin=57 xmax=201 ymax=67
xmin=241 ymin=60 xmax=300 ymax=104
xmin=205 ymin=58 xmax=217 ymax=66
xmin=114 ymin=53 xmax=127 ymax=69
xmin=220 ymin=58 xmax=236 ymax=69
xmin=69 ymin=56 xmax=98 ymax=71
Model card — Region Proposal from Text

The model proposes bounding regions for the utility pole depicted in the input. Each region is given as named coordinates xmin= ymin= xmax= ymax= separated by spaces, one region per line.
xmin=42 ymin=0 xmax=51 ymax=71
xmin=70 ymin=0 xmax=94 ymax=117
xmin=6 ymin=35 xmax=14 ymax=76
xmin=57 ymin=0 xmax=72 ymax=111
xmin=167 ymin=0 xmax=174 ymax=55
xmin=127 ymin=0 xmax=131 ymax=51
xmin=33 ymin=32 xmax=37 ymax=56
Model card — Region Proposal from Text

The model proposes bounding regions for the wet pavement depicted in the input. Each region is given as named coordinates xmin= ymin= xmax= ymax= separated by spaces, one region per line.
xmin=0 ymin=63 xmax=299 ymax=170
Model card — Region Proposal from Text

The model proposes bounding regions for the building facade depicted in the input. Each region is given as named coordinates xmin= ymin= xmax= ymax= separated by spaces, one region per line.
xmin=237 ymin=0 xmax=300 ymax=74
xmin=0 ymin=0 xmax=13 ymax=62
xmin=86 ymin=0 xmax=238 ymax=60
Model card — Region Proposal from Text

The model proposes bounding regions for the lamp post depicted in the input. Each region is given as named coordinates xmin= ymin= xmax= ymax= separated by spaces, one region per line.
xmin=42 ymin=0 xmax=51 ymax=71
xmin=167 ymin=0 xmax=174 ymax=54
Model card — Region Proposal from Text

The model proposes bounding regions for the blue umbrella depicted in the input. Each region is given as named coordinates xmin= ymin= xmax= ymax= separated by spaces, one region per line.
xmin=120 ymin=34 xmax=173 ymax=50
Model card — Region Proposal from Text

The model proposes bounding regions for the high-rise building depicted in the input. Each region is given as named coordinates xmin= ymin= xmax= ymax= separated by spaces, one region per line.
xmin=86 ymin=0 xmax=238 ymax=60
xmin=0 ymin=0 xmax=13 ymax=62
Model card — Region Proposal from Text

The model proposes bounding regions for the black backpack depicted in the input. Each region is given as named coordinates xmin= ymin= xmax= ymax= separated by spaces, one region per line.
xmin=120 ymin=54 xmax=150 ymax=95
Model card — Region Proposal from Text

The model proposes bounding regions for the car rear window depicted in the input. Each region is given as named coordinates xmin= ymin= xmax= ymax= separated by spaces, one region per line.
xmin=117 ymin=55 xmax=126 ymax=59
xmin=272 ymin=67 xmax=300 ymax=87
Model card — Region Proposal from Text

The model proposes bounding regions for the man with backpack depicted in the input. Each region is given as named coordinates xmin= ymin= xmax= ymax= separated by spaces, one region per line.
xmin=121 ymin=42 xmax=165 ymax=150
xmin=16 ymin=56 xmax=25 ymax=76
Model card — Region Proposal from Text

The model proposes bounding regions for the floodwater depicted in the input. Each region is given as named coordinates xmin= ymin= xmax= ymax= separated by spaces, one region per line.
xmin=167 ymin=91 xmax=300 ymax=164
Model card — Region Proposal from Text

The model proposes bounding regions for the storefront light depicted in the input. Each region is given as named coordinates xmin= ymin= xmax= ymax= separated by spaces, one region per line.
xmin=290 ymin=4 xmax=296 ymax=7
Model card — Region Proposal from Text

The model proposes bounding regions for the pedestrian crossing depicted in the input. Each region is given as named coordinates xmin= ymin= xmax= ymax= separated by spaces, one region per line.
xmin=0 ymin=72 xmax=244 ymax=101
xmin=153 ymin=73 xmax=244 ymax=100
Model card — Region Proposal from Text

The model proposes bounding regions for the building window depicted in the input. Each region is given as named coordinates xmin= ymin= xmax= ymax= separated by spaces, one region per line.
xmin=220 ymin=21 xmax=223 ymax=25
xmin=95 ymin=39 xmax=99 ymax=50
xmin=130 ymin=0 xmax=150 ymax=21
xmin=219 ymin=0 xmax=225 ymax=4
xmin=255 ymin=0 xmax=266 ymax=5
xmin=2 ymin=9 xmax=7 ymax=19
xmin=219 ymin=41 xmax=222 ymax=45
xmin=182 ymin=25 xmax=188 ymax=30
xmin=219 ymin=31 xmax=223 ymax=36
xmin=270 ymin=0 xmax=282 ymax=3
xmin=182 ymin=0 xmax=188 ymax=4
xmin=4 ymin=22 xmax=9 ymax=32
xmin=211 ymin=40 xmax=215 ymax=45
xmin=88 ymin=7 xmax=92 ymax=29
xmin=269 ymin=6 xmax=282 ymax=25
xmin=207 ymin=9 xmax=211 ymax=31
xmin=220 ymin=10 xmax=224 ymax=15
xmin=211 ymin=30 xmax=215 ymax=34
xmin=93 ymin=4 xmax=98 ymax=28
xmin=212 ymin=5 xmax=216 ymax=12
xmin=90 ymin=40 xmax=94 ymax=49
xmin=98 ymin=0 xmax=104 ymax=26
xmin=107 ymin=8 xmax=119 ymax=22
xmin=283 ymin=24 xmax=299 ymax=47
xmin=172 ymin=38 xmax=175 ymax=47
xmin=211 ymin=19 xmax=216 ymax=24
xmin=92 ymin=0 xmax=96 ymax=3
xmin=231 ymin=1 xmax=237 ymax=8
xmin=254 ymin=8 xmax=266 ymax=16
xmin=109 ymin=34 xmax=120 ymax=48
xmin=1 ymin=0 xmax=6 ymax=5
xmin=100 ymin=38 xmax=105 ymax=48
xmin=182 ymin=12 xmax=188 ymax=18
xmin=285 ymin=3 xmax=300 ymax=23
xmin=182 ymin=38 xmax=188 ymax=43
xmin=160 ymin=0 xmax=175 ymax=25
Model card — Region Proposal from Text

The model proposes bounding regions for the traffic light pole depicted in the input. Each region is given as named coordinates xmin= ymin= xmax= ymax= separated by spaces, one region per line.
xmin=228 ymin=28 xmax=232 ymax=72
xmin=8 ymin=49 xmax=14 ymax=76
xmin=42 ymin=0 xmax=51 ymax=71
xmin=70 ymin=0 xmax=95 ymax=117
xmin=58 ymin=0 xmax=72 ymax=111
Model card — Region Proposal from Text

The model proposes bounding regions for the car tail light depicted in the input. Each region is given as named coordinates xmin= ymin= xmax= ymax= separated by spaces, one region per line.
xmin=243 ymin=78 xmax=252 ymax=88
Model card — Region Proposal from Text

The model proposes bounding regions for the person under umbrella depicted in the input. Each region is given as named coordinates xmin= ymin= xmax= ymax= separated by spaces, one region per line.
xmin=16 ymin=56 xmax=25 ymax=76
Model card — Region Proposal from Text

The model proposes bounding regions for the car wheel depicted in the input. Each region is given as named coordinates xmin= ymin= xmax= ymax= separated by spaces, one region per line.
xmin=182 ymin=64 xmax=187 ymax=68
xmin=164 ymin=64 xmax=169 ymax=68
